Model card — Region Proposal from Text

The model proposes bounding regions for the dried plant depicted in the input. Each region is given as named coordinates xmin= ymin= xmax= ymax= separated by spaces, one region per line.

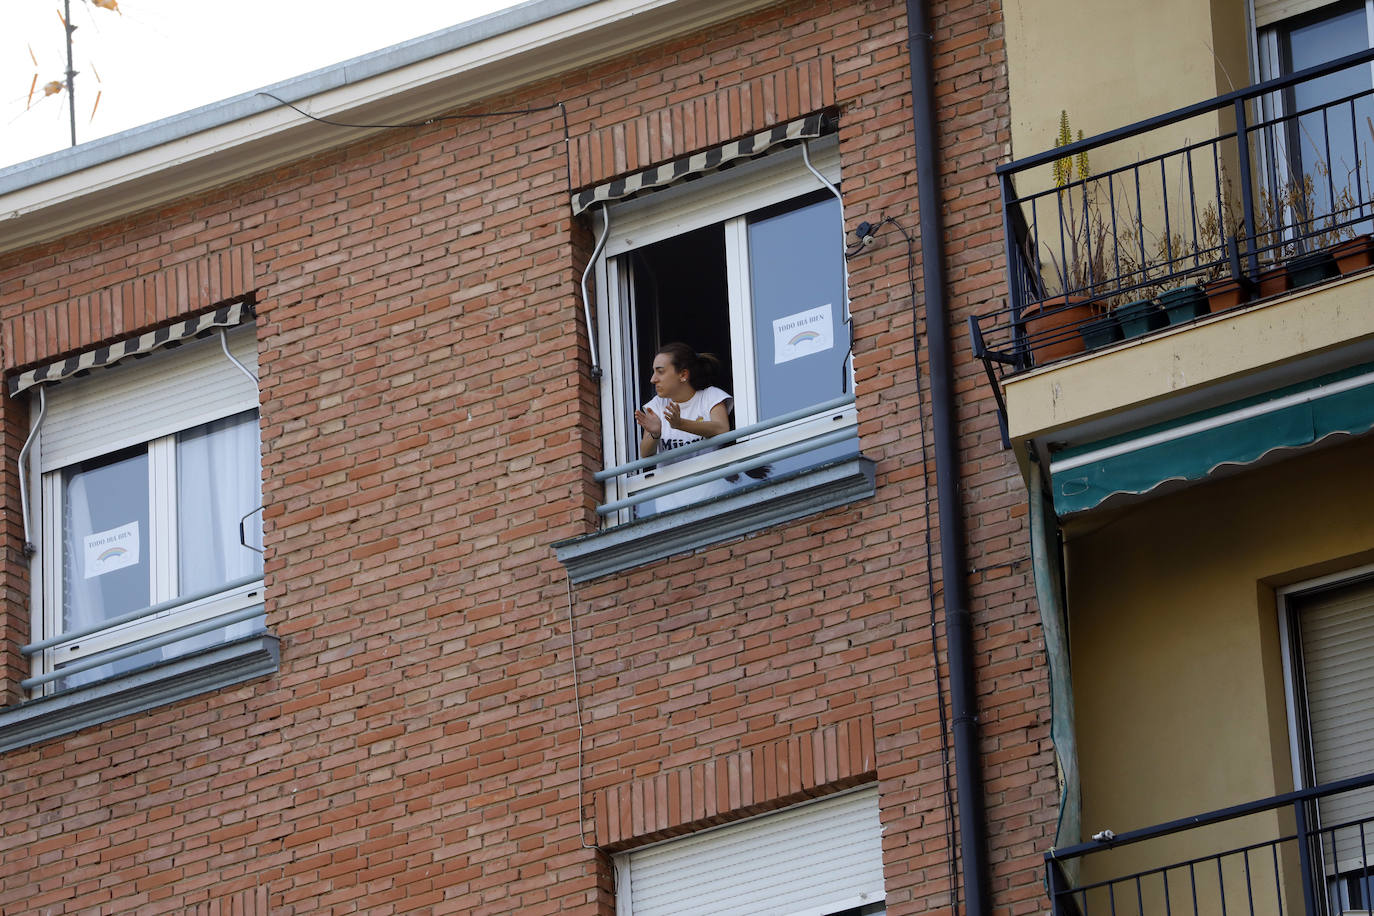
xmin=1032 ymin=107 xmax=1366 ymax=309
xmin=1041 ymin=111 xmax=1111 ymax=301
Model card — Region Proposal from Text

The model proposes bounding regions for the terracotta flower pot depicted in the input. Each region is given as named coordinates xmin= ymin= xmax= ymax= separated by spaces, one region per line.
xmin=1332 ymin=234 xmax=1374 ymax=276
xmin=1256 ymin=264 xmax=1289 ymax=299
xmin=1204 ymin=276 xmax=1248 ymax=313
xmin=1021 ymin=296 xmax=1097 ymax=365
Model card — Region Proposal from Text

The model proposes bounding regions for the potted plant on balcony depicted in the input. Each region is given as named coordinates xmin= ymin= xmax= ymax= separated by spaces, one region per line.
xmin=1332 ymin=233 xmax=1374 ymax=275
xmin=1021 ymin=112 xmax=1111 ymax=364
xmin=1242 ymin=170 xmax=1363 ymax=295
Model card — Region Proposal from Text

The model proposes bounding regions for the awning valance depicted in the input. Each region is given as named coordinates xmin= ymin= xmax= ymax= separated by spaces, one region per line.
xmin=570 ymin=111 xmax=834 ymax=216
xmin=1050 ymin=363 xmax=1374 ymax=516
xmin=9 ymin=298 xmax=255 ymax=397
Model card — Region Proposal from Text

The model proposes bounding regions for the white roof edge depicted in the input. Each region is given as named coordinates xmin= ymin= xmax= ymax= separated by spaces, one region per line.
xmin=0 ymin=0 xmax=594 ymax=196
xmin=0 ymin=0 xmax=774 ymax=253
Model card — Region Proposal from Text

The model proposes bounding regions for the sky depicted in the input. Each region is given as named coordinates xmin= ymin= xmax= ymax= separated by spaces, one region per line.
xmin=1 ymin=0 xmax=524 ymax=169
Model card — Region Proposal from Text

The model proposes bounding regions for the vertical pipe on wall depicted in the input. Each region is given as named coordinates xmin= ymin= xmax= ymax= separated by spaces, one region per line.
xmin=905 ymin=1 xmax=992 ymax=914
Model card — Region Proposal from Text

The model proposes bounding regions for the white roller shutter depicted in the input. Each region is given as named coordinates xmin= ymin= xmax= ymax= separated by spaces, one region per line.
xmin=1297 ymin=578 xmax=1374 ymax=873
xmin=39 ymin=324 xmax=258 ymax=472
xmin=615 ymin=787 xmax=885 ymax=916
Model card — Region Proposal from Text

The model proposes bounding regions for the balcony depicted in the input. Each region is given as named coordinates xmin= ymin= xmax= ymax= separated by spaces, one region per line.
xmin=1047 ymin=773 xmax=1374 ymax=916
xmin=973 ymin=48 xmax=1374 ymax=516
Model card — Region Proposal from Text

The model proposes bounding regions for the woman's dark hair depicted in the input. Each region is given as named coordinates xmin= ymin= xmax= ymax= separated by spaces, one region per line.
xmin=657 ymin=342 xmax=723 ymax=390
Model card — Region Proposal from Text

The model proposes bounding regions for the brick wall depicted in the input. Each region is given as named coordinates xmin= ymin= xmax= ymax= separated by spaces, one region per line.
xmin=0 ymin=0 xmax=1054 ymax=912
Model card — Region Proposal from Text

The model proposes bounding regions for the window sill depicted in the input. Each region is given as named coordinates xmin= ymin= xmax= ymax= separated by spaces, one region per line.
xmin=554 ymin=455 xmax=876 ymax=582
xmin=0 ymin=635 xmax=278 ymax=754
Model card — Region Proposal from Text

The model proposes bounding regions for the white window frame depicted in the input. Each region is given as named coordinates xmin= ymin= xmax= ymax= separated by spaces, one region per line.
xmin=25 ymin=328 xmax=263 ymax=694
xmin=591 ymin=137 xmax=856 ymax=514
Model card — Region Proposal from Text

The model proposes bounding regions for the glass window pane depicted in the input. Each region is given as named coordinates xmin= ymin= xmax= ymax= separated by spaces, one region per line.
xmin=62 ymin=446 xmax=150 ymax=635
xmin=177 ymin=410 xmax=264 ymax=595
xmin=1285 ymin=5 xmax=1374 ymax=227
xmin=746 ymin=193 xmax=858 ymax=478
xmin=747 ymin=194 xmax=850 ymax=420
xmin=164 ymin=410 xmax=265 ymax=660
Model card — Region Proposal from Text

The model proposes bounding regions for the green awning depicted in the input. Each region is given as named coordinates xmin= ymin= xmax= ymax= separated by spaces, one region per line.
xmin=1050 ymin=363 xmax=1374 ymax=516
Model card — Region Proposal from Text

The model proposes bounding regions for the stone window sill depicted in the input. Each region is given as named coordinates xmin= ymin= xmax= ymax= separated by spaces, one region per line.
xmin=0 ymin=635 xmax=279 ymax=754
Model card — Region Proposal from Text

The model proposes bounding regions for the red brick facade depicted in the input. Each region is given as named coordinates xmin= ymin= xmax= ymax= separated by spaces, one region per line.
xmin=0 ymin=0 xmax=1053 ymax=912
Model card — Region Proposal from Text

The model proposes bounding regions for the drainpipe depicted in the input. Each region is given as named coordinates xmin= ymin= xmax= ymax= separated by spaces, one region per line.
xmin=905 ymin=2 xmax=991 ymax=915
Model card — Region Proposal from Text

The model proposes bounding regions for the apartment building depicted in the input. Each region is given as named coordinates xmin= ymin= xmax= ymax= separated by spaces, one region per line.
xmin=0 ymin=0 xmax=1050 ymax=913
xmin=984 ymin=0 xmax=1374 ymax=913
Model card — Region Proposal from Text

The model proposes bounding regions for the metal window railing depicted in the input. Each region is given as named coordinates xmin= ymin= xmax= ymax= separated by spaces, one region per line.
xmin=1047 ymin=771 xmax=1374 ymax=916
xmin=20 ymin=574 xmax=265 ymax=691
xmin=974 ymin=46 xmax=1374 ymax=382
xmin=595 ymin=394 xmax=856 ymax=516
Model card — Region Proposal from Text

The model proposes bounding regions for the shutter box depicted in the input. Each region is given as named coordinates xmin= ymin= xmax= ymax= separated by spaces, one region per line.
xmin=39 ymin=325 xmax=258 ymax=472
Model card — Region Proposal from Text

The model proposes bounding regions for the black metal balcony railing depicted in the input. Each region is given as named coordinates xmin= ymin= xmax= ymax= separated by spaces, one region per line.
xmin=1047 ymin=772 xmax=1374 ymax=916
xmin=972 ymin=47 xmax=1374 ymax=395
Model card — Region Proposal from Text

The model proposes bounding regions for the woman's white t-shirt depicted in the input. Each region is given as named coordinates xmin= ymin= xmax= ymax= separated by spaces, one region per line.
xmin=644 ymin=386 xmax=733 ymax=453
xmin=640 ymin=386 xmax=733 ymax=514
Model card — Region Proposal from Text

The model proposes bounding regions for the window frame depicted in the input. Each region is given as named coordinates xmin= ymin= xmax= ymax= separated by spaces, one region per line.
xmin=1253 ymin=0 xmax=1374 ymax=233
xmin=1277 ymin=563 xmax=1374 ymax=901
xmin=24 ymin=327 xmax=264 ymax=695
xmin=1277 ymin=563 xmax=1374 ymax=789
xmin=591 ymin=137 xmax=856 ymax=516
xmin=611 ymin=785 xmax=886 ymax=916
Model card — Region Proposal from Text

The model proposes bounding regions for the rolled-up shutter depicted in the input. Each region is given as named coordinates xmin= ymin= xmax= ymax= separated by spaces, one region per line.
xmin=615 ymin=787 xmax=885 ymax=916
xmin=1297 ymin=578 xmax=1374 ymax=873
xmin=38 ymin=324 xmax=258 ymax=472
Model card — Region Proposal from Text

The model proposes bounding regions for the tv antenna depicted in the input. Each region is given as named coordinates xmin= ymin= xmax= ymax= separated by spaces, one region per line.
xmin=30 ymin=0 xmax=120 ymax=146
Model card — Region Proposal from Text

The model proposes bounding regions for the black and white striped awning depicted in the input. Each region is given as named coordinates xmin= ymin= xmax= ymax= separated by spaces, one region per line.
xmin=570 ymin=111 xmax=835 ymax=216
xmin=9 ymin=298 xmax=256 ymax=396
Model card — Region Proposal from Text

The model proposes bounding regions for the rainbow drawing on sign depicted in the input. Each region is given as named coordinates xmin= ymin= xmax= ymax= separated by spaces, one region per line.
xmin=772 ymin=303 xmax=834 ymax=365
xmin=84 ymin=521 xmax=141 ymax=579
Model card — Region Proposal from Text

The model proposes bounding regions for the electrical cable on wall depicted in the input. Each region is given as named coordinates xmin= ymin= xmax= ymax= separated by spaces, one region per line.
xmin=255 ymin=92 xmax=572 ymax=194
xmin=260 ymin=88 xmax=608 ymax=845
xmin=16 ymin=384 xmax=48 ymax=556
xmin=254 ymin=93 xmax=592 ymax=365
xmin=564 ymin=569 xmax=598 ymax=850
xmin=850 ymin=213 xmax=963 ymax=914
xmin=801 ymin=139 xmax=854 ymax=393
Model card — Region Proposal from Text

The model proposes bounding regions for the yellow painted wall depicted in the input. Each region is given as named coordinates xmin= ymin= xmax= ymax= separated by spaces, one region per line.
xmin=1063 ymin=434 xmax=1374 ymax=895
xmin=1002 ymin=0 xmax=1254 ymax=301
xmin=1003 ymin=0 xmax=1251 ymax=166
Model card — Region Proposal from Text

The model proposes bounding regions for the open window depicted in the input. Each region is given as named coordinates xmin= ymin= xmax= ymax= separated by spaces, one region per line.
xmin=593 ymin=134 xmax=859 ymax=520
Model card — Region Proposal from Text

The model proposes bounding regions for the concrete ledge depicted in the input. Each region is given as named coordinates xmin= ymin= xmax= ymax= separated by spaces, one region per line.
xmin=1003 ymin=274 xmax=1374 ymax=444
xmin=0 ymin=636 xmax=279 ymax=754
xmin=554 ymin=456 xmax=876 ymax=583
